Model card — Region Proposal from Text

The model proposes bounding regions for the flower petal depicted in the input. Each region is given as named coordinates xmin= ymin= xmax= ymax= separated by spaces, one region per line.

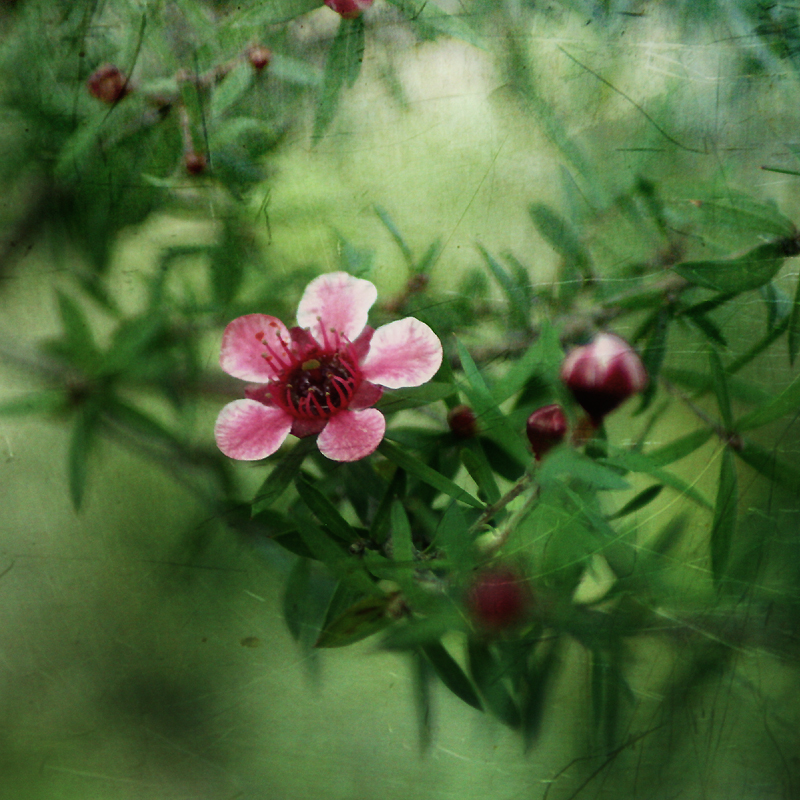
xmin=220 ymin=314 xmax=292 ymax=382
xmin=215 ymin=399 xmax=292 ymax=460
xmin=350 ymin=380 xmax=383 ymax=410
xmin=296 ymin=272 xmax=377 ymax=343
xmin=317 ymin=409 xmax=386 ymax=462
xmin=360 ymin=317 xmax=442 ymax=389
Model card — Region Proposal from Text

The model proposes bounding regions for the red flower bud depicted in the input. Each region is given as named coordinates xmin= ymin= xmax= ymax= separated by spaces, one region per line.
xmin=448 ymin=404 xmax=478 ymax=439
xmin=87 ymin=64 xmax=131 ymax=104
xmin=526 ymin=403 xmax=567 ymax=460
xmin=466 ymin=567 xmax=531 ymax=633
xmin=185 ymin=151 xmax=207 ymax=175
xmin=560 ymin=333 xmax=647 ymax=424
xmin=247 ymin=45 xmax=272 ymax=71
xmin=324 ymin=0 xmax=373 ymax=18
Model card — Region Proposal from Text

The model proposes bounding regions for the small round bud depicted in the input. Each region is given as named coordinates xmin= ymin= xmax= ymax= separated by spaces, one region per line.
xmin=467 ymin=567 xmax=531 ymax=633
xmin=526 ymin=403 xmax=567 ymax=460
xmin=324 ymin=0 xmax=374 ymax=18
xmin=247 ymin=45 xmax=272 ymax=71
xmin=87 ymin=64 xmax=130 ymax=104
xmin=184 ymin=151 xmax=207 ymax=175
xmin=560 ymin=333 xmax=647 ymax=425
xmin=448 ymin=404 xmax=478 ymax=439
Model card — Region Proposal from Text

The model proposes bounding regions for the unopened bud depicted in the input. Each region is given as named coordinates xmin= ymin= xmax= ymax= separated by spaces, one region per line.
xmin=87 ymin=64 xmax=130 ymax=104
xmin=466 ymin=567 xmax=531 ymax=633
xmin=324 ymin=0 xmax=374 ymax=18
xmin=247 ymin=45 xmax=272 ymax=71
xmin=526 ymin=403 xmax=567 ymax=460
xmin=185 ymin=151 xmax=207 ymax=175
xmin=560 ymin=333 xmax=647 ymax=425
xmin=448 ymin=404 xmax=477 ymax=439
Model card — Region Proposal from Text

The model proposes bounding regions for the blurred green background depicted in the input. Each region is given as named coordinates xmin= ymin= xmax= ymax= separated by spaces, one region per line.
xmin=2 ymin=1 xmax=800 ymax=798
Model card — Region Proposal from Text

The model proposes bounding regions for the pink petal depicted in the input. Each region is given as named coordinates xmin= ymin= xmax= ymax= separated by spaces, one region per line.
xmin=220 ymin=314 xmax=292 ymax=382
xmin=291 ymin=417 xmax=327 ymax=438
xmin=317 ymin=409 xmax=386 ymax=462
xmin=350 ymin=380 xmax=383 ymax=410
xmin=214 ymin=399 xmax=292 ymax=460
xmin=360 ymin=317 xmax=443 ymax=389
xmin=296 ymin=272 xmax=377 ymax=343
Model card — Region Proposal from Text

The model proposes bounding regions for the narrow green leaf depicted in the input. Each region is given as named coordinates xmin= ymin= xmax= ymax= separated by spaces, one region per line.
xmin=734 ymin=439 xmax=800 ymax=493
xmin=708 ymin=347 xmax=733 ymax=430
xmin=313 ymin=16 xmax=365 ymax=138
xmin=528 ymin=202 xmax=592 ymax=278
xmin=98 ymin=314 xmax=163 ymax=377
xmin=231 ymin=0 xmax=321 ymax=26
xmin=68 ymin=403 xmax=99 ymax=511
xmin=492 ymin=321 xmax=563 ymax=403
xmin=421 ymin=641 xmax=484 ymax=712
xmin=316 ymin=593 xmax=392 ymax=648
xmin=710 ymin=448 xmax=737 ymax=585
xmin=390 ymin=501 xmax=414 ymax=564
xmin=674 ymin=239 xmax=795 ymax=293
xmin=296 ymin=477 xmax=359 ymax=543
xmin=209 ymin=61 xmax=253 ymax=119
xmin=477 ymin=244 xmax=530 ymax=332
xmin=282 ymin=556 xmax=313 ymax=642
xmin=460 ymin=442 xmax=501 ymax=504
xmin=433 ymin=502 xmax=471 ymax=573
xmin=383 ymin=0 xmax=485 ymax=49
xmin=760 ymin=281 xmax=792 ymax=332
xmin=636 ymin=307 xmax=670 ymax=412
xmin=209 ymin=221 xmax=246 ymax=306
xmin=734 ymin=372 xmax=800 ymax=432
xmin=375 ymin=204 xmax=414 ymax=267
xmin=269 ymin=54 xmax=323 ymax=87
xmin=415 ymin=239 xmax=442 ymax=274
xmin=539 ymin=449 xmax=629 ymax=492
xmin=789 ymin=274 xmax=800 ymax=364
xmin=608 ymin=485 xmax=663 ymax=520
xmin=467 ymin=641 xmax=521 ymax=728
xmin=379 ymin=440 xmax=482 ymax=509
xmin=645 ymin=428 xmax=713 ymax=467
xmin=377 ymin=382 xmax=454 ymax=412
xmin=252 ymin=439 xmax=314 ymax=514
xmin=522 ymin=641 xmax=556 ymax=750
xmin=0 ymin=391 xmax=67 ymax=416
xmin=455 ymin=339 xmax=530 ymax=464
xmin=687 ymin=312 xmax=727 ymax=347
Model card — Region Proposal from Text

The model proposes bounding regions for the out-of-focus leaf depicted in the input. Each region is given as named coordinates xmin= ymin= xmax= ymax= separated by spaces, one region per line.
xmin=674 ymin=239 xmax=797 ymax=293
xmin=456 ymin=340 xmax=530 ymax=464
xmin=379 ymin=440 xmax=482 ymax=509
xmin=282 ymin=556 xmax=313 ymax=642
xmin=375 ymin=204 xmax=414 ymax=267
xmin=760 ymin=281 xmax=792 ymax=332
xmin=421 ymin=641 xmax=483 ymax=712
xmin=313 ymin=16 xmax=365 ymax=138
xmin=467 ymin=641 xmax=520 ymax=728
xmin=522 ymin=641 xmax=556 ymax=750
xmin=645 ymin=428 xmax=714 ymax=467
xmin=68 ymin=401 xmax=100 ymax=511
xmin=681 ymin=194 xmax=796 ymax=240
xmin=269 ymin=54 xmax=323 ymax=87
xmin=0 ymin=391 xmax=67 ymax=416
xmin=492 ymin=321 xmax=563 ymax=404
xmin=708 ymin=347 xmax=733 ymax=430
xmin=433 ymin=502 xmax=471 ymax=573
xmin=252 ymin=439 xmax=314 ymax=514
xmin=98 ymin=314 xmax=163 ymax=377
xmin=210 ymin=221 xmax=247 ymax=306
xmin=661 ymin=367 xmax=769 ymax=406
xmin=460 ymin=442 xmax=501 ymax=505
xmin=413 ymin=651 xmax=433 ymax=752
xmin=296 ymin=477 xmax=359 ymax=543
xmin=789 ymin=274 xmax=800 ymax=364
xmin=209 ymin=61 xmax=253 ymax=119
xmin=390 ymin=500 xmax=414 ymax=564
xmin=539 ymin=449 xmax=629 ymax=492
xmin=608 ymin=485 xmax=663 ymax=520
xmin=636 ymin=306 xmax=670 ymax=412
xmin=233 ymin=0 xmax=322 ymax=25
xmin=734 ymin=439 xmax=800 ymax=494
xmin=710 ymin=448 xmax=737 ymax=585
xmin=477 ymin=244 xmax=530 ymax=332
xmin=734 ymin=372 xmax=800 ymax=432
xmin=687 ymin=312 xmax=727 ymax=347
xmin=377 ymin=382 xmax=454 ymax=412
xmin=529 ymin=202 xmax=592 ymax=280
xmin=316 ymin=593 xmax=392 ymax=648
xmin=384 ymin=0 xmax=484 ymax=49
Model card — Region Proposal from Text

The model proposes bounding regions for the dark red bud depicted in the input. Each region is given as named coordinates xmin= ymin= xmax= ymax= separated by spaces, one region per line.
xmin=448 ymin=404 xmax=478 ymax=439
xmin=247 ymin=45 xmax=272 ymax=71
xmin=185 ymin=152 xmax=207 ymax=175
xmin=324 ymin=0 xmax=374 ymax=18
xmin=526 ymin=403 xmax=567 ymax=460
xmin=87 ymin=64 xmax=131 ymax=104
xmin=560 ymin=333 xmax=647 ymax=425
xmin=467 ymin=567 xmax=531 ymax=633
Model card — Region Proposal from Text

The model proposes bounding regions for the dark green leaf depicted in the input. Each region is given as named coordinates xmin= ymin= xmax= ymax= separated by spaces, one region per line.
xmin=421 ymin=641 xmax=483 ymax=712
xmin=68 ymin=402 xmax=100 ymax=511
xmin=529 ymin=202 xmax=592 ymax=279
xmin=313 ymin=16 xmax=365 ymax=138
xmin=477 ymin=244 xmax=530 ymax=332
xmin=270 ymin=54 xmax=323 ymax=87
xmin=377 ymin=382 xmax=454 ymax=412
xmin=608 ymin=485 xmax=663 ymax=520
xmin=789 ymin=274 xmax=800 ymax=365
xmin=645 ymin=428 xmax=713 ymax=467
xmin=232 ymin=0 xmax=322 ymax=26
xmin=539 ymin=449 xmax=629 ymax=492
xmin=460 ymin=443 xmax=501 ymax=504
xmin=0 ymin=391 xmax=67 ymax=416
xmin=379 ymin=440 xmax=482 ymax=509
xmin=760 ymin=281 xmax=792 ymax=332
xmin=296 ymin=477 xmax=359 ymax=543
xmin=734 ymin=372 xmax=800 ymax=432
xmin=383 ymin=0 xmax=485 ymax=49
xmin=636 ymin=306 xmax=670 ymax=412
xmin=252 ymin=439 xmax=315 ymax=514
xmin=467 ymin=641 xmax=520 ymax=728
xmin=734 ymin=439 xmax=800 ymax=494
xmin=98 ymin=314 xmax=163 ymax=377
xmin=209 ymin=222 xmax=247 ymax=306
xmin=687 ymin=312 xmax=727 ymax=347
xmin=282 ymin=556 xmax=313 ymax=642
xmin=522 ymin=641 xmax=556 ymax=750
xmin=433 ymin=502 xmax=471 ymax=573
xmin=315 ymin=593 xmax=392 ymax=648
xmin=209 ymin=61 xmax=253 ymax=119
xmin=381 ymin=612 xmax=462 ymax=650
xmin=708 ymin=347 xmax=733 ymax=430
xmin=492 ymin=321 xmax=563 ymax=404
xmin=710 ymin=448 xmax=737 ymax=585
xmin=390 ymin=501 xmax=414 ymax=564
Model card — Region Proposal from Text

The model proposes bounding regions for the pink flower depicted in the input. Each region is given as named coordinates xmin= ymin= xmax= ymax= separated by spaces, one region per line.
xmin=214 ymin=272 xmax=442 ymax=463
xmin=466 ymin=567 xmax=532 ymax=633
xmin=560 ymin=333 xmax=648 ymax=424
xmin=324 ymin=0 xmax=373 ymax=18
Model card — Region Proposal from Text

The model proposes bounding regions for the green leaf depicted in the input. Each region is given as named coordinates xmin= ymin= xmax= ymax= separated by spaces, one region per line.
xmin=55 ymin=290 xmax=99 ymax=369
xmin=760 ymin=281 xmax=792 ymax=332
xmin=455 ymin=339 xmax=530 ymax=465
xmin=734 ymin=439 xmax=800 ymax=494
xmin=710 ymin=448 xmax=737 ymax=585
xmin=607 ymin=484 xmax=663 ymax=520
xmin=528 ymin=202 xmax=592 ymax=280
xmin=477 ymin=244 xmax=530 ymax=332
xmin=376 ymin=382 xmax=454 ymax=412
xmin=269 ymin=54 xmax=323 ymax=87
xmin=636 ymin=306 xmax=670 ymax=412
xmin=313 ymin=16 xmax=365 ymax=138
xmin=539 ymin=449 xmax=629 ymax=492
xmin=383 ymin=0 xmax=485 ymax=49
xmin=734 ymin=372 xmax=800 ymax=432
xmin=209 ymin=61 xmax=253 ymax=119
xmin=98 ymin=314 xmax=163 ymax=377
xmin=460 ymin=442 xmax=501 ymax=505
xmin=209 ymin=221 xmax=247 ymax=306
xmin=0 ymin=391 xmax=67 ymax=416
xmin=674 ymin=239 xmax=796 ymax=293
xmin=68 ymin=402 xmax=100 ymax=511
xmin=645 ymin=427 xmax=713 ymax=467
xmin=252 ymin=439 xmax=315 ymax=514
xmin=421 ymin=641 xmax=483 ymax=712
xmin=433 ymin=502 xmax=471 ymax=573
xmin=296 ymin=477 xmax=359 ymax=543
xmin=230 ymin=0 xmax=322 ymax=25
xmin=492 ymin=321 xmax=563 ymax=404
xmin=521 ymin=641 xmax=556 ymax=750
xmin=789 ymin=274 xmax=800 ymax=364
xmin=315 ymin=593 xmax=392 ymax=648
xmin=282 ymin=556 xmax=313 ymax=642
xmin=375 ymin=204 xmax=414 ymax=267
xmin=467 ymin=641 xmax=521 ymax=728
xmin=390 ymin=501 xmax=414 ymax=564
xmin=708 ymin=347 xmax=733 ymax=430
xmin=379 ymin=440 xmax=482 ymax=509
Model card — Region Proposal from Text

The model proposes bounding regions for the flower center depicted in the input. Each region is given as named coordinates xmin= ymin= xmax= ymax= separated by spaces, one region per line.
xmin=282 ymin=353 xmax=360 ymax=418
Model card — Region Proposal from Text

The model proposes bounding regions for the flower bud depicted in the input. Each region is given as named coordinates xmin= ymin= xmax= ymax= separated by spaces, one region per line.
xmin=466 ymin=567 xmax=531 ymax=633
xmin=526 ymin=403 xmax=567 ymax=460
xmin=560 ymin=333 xmax=647 ymax=424
xmin=247 ymin=45 xmax=272 ymax=71
xmin=185 ymin=151 xmax=207 ymax=175
xmin=448 ymin=404 xmax=477 ymax=439
xmin=87 ymin=64 xmax=130 ymax=104
xmin=324 ymin=0 xmax=374 ymax=18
